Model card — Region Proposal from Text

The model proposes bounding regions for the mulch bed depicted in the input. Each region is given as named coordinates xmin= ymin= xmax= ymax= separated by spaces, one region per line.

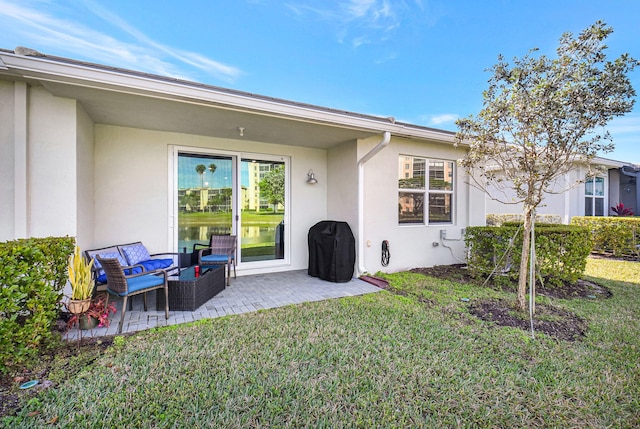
xmin=468 ymin=299 xmax=587 ymax=341
xmin=408 ymin=263 xmax=612 ymax=342
xmin=410 ymin=264 xmax=612 ymax=300
xmin=0 ymin=319 xmax=115 ymax=420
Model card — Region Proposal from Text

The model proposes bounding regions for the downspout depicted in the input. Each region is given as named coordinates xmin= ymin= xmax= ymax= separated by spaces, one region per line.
xmin=357 ymin=131 xmax=391 ymax=275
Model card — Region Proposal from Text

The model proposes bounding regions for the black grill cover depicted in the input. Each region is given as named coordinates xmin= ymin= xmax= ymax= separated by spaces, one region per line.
xmin=308 ymin=221 xmax=355 ymax=282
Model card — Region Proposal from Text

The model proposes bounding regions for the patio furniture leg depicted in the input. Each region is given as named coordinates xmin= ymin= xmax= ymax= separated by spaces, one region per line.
xmin=164 ymin=286 xmax=169 ymax=319
xmin=143 ymin=292 xmax=148 ymax=311
xmin=118 ymin=296 xmax=128 ymax=334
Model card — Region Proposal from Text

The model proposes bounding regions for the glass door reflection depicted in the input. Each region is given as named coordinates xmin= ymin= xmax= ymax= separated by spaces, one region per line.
xmin=177 ymin=153 xmax=234 ymax=253
xmin=240 ymin=158 xmax=285 ymax=262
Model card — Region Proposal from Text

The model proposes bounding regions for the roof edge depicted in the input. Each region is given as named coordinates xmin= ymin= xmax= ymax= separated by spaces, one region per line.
xmin=0 ymin=47 xmax=455 ymax=142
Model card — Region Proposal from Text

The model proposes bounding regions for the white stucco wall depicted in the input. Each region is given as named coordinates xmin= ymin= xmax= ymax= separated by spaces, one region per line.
xmin=486 ymin=167 xmax=584 ymax=223
xmin=484 ymin=167 xmax=617 ymax=223
xmin=94 ymin=125 xmax=327 ymax=273
xmin=327 ymin=140 xmax=358 ymax=227
xmin=359 ymin=136 xmax=482 ymax=273
xmin=28 ymin=87 xmax=77 ymax=238
xmin=76 ymin=104 xmax=95 ymax=250
xmin=609 ymin=169 xmax=622 ymax=214
xmin=0 ymin=81 xmax=15 ymax=242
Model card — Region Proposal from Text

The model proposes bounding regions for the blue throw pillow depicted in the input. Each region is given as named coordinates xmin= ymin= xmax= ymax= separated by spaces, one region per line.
xmin=94 ymin=251 xmax=128 ymax=283
xmin=94 ymin=251 xmax=127 ymax=269
xmin=139 ymin=258 xmax=173 ymax=271
xmin=121 ymin=243 xmax=151 ymax=265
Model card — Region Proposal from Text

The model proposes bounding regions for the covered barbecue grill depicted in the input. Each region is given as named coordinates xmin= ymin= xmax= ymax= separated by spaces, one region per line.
xmin=307 ymin=221 xmax=356 ymax=282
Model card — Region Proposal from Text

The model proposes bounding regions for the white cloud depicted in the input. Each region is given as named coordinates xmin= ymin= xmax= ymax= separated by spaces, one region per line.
xmin=347 ymin=0 xmax=377 ymax=18
xmin=0 ymin=0 xmax=243 ymax=83
xmin=602 ymin=113 xmax=640 ymax=162
xmin=424 ymin=113 xmax=459 ymax=126
xmin=286 ymin=0 xmax=402 ymax=48
xmin=374 ymin=52 xmax=397 ymax=64
xmin=352 ymin=36 xmax=370 ymax=48
xmin=605 ymin=113 xmax=640 ymax=135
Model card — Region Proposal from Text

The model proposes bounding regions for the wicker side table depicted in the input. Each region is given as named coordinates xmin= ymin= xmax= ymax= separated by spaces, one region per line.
xmin=157 ymin=266 xmax=225 ymax=311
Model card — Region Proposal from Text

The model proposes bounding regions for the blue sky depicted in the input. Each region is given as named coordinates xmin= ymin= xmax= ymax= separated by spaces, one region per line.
xmin=1 ymin=0 xmax=639 ymax=162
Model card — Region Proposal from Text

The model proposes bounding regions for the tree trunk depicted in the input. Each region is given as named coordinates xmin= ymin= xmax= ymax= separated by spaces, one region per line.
xmin=517 ymin=207 xmax=533 ymax=311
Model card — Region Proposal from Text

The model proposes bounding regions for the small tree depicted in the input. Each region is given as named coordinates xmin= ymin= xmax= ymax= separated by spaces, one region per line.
xmin=208 ymin=163 xmax=217 ymax=180
xmin=455 ymin=21 xmax=638 ymax=312
xmin=259 ymin=165 xmax=285 ymax=212
xmin=195 ymin=164 xmax=206 ymax=188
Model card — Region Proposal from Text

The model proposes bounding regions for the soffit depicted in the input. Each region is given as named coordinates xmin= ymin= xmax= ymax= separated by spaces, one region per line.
xmin=41 ymin=81 xmax=372 ymax=148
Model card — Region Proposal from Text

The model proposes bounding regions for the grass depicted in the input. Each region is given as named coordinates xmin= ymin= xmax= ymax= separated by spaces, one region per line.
xmin=3 ymin=258 xmax=640 ymax=428
xmin=179 ymin=211 xmax=283 ymax=226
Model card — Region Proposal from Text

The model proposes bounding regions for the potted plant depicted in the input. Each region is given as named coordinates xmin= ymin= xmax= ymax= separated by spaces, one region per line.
xmin=67 ymin=293 xmax=117 ymax=330
xmin=67 ymin=245 xmax=94 ymax=314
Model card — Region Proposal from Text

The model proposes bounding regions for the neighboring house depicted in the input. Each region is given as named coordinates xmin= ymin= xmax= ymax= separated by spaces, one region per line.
xmin=0 ymin=48 xmax=486 ymax=276
xmin=485 ymin=157 xmax=640 ymax=223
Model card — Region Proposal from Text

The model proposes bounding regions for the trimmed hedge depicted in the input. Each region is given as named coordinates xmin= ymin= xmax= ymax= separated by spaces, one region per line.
xmin=0 ymin=236 xmax=75 ymax=373
xmin=465 ymin=225 xmax=593 ymax=288
xmin=486 ymin=213 xmax=563 ymax=226
xmin=570 ymin=216 xmax=640 ymax=258
xmin=501 ymin=222 xmax=559 ymax=228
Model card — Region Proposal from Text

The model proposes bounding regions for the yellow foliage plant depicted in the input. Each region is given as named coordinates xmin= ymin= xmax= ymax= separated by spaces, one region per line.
xmin=68 ymin=246 xmax=94 ymax=300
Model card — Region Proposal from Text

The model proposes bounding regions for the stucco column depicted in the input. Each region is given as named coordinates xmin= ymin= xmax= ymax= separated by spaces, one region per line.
xmin=14 ymin=81 xmax=28 ymax=238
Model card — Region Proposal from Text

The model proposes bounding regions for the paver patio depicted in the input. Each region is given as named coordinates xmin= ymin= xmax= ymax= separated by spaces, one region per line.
xmin=65 ymin=270 xmax=381 ymax=340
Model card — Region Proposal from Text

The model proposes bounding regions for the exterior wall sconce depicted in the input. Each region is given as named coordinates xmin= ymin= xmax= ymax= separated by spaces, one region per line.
xmin=307 ymin=169 xmax=318 ymax=184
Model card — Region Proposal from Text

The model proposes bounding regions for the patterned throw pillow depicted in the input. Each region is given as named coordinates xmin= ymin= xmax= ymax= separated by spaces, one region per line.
xmin=94 ymin=251 xmax=127 ymax=269
xmin=86 ymin=246 xmax=119 ymax=269
xmin=121 ymin=243 xmax=151 ymax=265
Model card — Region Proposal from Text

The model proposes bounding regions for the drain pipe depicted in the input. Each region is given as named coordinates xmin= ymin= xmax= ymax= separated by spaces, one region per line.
xmin=357 ymin=131 xmax=391 ymax=275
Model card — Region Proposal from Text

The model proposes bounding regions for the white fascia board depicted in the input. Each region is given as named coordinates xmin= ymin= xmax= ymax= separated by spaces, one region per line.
xmin=0 ymin=52 xmax=455 ymax=144
xmin=593 ymin=156 xmax=630 ymax=168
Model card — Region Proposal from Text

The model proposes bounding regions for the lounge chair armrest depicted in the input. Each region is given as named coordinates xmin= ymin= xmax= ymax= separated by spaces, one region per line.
xmin=149 ymin=252 xmax=179 ymax=258
xmin=122 ymin=263 xmax=145 ymax=271
xmin=198 ymin=248 xmax=212 ymax=258
xmin=192 ymin=242 xmax=209 ymax=252
xmin=121 ymin=264 xmax=146 ymax=278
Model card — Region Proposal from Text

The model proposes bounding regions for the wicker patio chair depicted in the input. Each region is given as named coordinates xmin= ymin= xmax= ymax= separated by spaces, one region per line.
xmin=196 ymin=235 xmax=237 ymax=286
xmin=96 ymin=256 xmax=169 ymax=333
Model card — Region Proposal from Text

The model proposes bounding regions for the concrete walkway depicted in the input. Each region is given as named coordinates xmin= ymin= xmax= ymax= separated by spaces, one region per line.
xmin=65 ymin=270 xmax=381 ymax=340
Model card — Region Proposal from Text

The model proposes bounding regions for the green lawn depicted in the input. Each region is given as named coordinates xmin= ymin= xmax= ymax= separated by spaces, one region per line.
xmin=3 ymin=258 xmax=639 ymax=428
xmin=179 ymin=211 xmax=283 ymax=227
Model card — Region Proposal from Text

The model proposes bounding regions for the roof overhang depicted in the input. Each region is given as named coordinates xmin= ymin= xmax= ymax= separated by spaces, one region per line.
xmin=0 ymin=49 xmax=457 ymax=149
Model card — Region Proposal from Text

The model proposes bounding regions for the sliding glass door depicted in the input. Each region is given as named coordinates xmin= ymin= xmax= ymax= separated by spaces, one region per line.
xmin=240 ymin=158 xmax=286 ymax=262
xmin=177 ymin=153 xmax=235 ymax=253
xmin=174 ymin=148 xmax=288 ymax=268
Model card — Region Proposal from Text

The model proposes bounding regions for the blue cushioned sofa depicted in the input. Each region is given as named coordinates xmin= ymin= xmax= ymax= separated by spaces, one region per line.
xmin=85 ymin=242 xmax=178 ymax=291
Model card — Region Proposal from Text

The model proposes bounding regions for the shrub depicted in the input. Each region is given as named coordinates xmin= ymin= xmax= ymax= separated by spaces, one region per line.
xmin=486 ymin=213 xmax=563 ymax=226
xmin=465 ymin=225 xmax=593 ymax=288
xmin=611 ymin=202 xmax=634 ymax=216
xmin=0 ymin=236 xmax=75 ymax=373
xmin=571 ymin=216 xmax=640 ymax=257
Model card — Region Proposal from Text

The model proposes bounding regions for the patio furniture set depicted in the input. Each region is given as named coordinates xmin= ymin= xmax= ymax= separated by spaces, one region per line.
xmin=84 ymin=236 xmax=237 ymax=333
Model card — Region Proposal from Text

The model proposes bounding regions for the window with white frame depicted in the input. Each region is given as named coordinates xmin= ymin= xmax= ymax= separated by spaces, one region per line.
xmin=398 ymin=156 xmax=454 ymax=224
xmin=585 ymin=176 xmax=605 ymax=216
